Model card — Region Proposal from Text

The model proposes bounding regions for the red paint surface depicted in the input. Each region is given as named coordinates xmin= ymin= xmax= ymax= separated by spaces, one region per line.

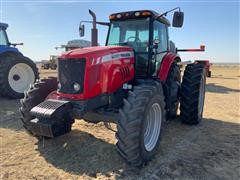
xmin=53 ymin=46 xmax=134 ymax=100
xmin=158 ymin=52 xmax=180 ymax=82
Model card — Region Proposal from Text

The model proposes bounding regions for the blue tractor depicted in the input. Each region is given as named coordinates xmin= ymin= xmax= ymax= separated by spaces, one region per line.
xmin=0 ymin=22 xmax=38 ymax=98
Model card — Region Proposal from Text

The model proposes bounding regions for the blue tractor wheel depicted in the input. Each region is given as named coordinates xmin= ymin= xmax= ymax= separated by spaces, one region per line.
xmin=0 ymin=53 xmax=39 ymax=98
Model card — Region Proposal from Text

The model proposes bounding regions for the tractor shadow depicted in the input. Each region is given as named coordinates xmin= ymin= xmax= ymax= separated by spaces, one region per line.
xmin=0 ymin=97 xmax=24 ymax=131
xmin=210 ymin=75 xmax=237 ymax=80
xmin=36 ymin=117 xmax=240 ymax=179
xmin=206 ymin=83 xmax=240 ymax=94
xmin=36 ymin=129 xmax=127 ymax=178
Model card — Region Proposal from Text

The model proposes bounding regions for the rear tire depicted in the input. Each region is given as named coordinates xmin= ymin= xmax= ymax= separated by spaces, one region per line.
xmin=116 ymin=80 xmax=166 ymax=167
xmin=0 ymin=54 xmax=39 ymax=99
xmin=180 ymin=64 xmax=206 ymax=124
xmin=165 ymin=63 xmax=181 ymax=118
xmin=19 ymin=77 xmax=58 ymax=135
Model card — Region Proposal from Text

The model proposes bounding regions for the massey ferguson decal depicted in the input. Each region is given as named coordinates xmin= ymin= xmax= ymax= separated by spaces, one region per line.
xmin=92 ymin=51 xmax=134 ymax=65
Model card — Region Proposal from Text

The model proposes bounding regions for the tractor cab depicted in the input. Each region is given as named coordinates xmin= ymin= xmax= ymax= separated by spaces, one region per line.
xmin=107 ymin=10 xmax=172 ymax=77
xmin=0 ymin=22 xmax=23 ymax=52
xmin=79 ymin=9 xmax=184 ymax=77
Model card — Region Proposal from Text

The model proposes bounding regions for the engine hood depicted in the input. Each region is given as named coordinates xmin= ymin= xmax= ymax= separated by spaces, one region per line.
xmin=59 ymin=46 xmax=133 ymax=60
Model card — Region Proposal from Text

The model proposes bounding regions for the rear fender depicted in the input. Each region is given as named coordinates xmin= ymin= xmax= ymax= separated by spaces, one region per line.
xmin=158 ymin=52 xmax=181 ymax=82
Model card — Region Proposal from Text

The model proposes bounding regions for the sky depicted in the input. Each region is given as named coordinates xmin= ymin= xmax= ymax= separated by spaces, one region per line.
xmin=0 ymin=0 xmax=239 ymax=63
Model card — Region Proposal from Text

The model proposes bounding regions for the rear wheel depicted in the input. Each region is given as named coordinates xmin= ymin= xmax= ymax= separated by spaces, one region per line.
xmin=180 ymin=64 xmax=206 ymax=124
xmin=116 ymin=81 xmax=166 ymax=167
xmin=165 ymin=63 xmax=181 ymax=118
xmin=0 ymin=54 xmax=39 ymax=98
xmin=19 ymin=77 xmax=58 ymax=135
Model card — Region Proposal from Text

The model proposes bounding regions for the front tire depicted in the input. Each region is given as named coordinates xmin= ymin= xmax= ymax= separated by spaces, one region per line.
xmin=180 ymin=64 xmax=206 ymax=124
xmin=116 ymin=81 xmax=166 ymax=167
xmin=0 ymin=54 xmax=39 ymax=98
xmin=19 ymin=77 xmax=58 ymax=135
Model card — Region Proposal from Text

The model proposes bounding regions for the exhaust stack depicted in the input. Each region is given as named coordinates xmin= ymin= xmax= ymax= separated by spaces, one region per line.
xmin=89 ymin=9 xmax=98 ymax=46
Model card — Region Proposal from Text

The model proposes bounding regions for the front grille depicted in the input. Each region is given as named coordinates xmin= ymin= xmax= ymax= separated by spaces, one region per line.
xmin=58 ymin=58 xmax=86 ymax=94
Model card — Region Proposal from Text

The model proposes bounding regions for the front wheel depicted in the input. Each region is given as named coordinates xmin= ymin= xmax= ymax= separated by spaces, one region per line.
xmin=19 ymin=77 xmax=58 ymax=135
xmin=116 ymin=81 xmax=166 ymax=167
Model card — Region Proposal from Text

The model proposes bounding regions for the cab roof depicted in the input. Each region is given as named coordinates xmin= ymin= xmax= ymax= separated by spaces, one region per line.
xmin=109 ymin=10 xmax=170 ymax=26
xmin=0 ymin=22 xmax=8 ymax=30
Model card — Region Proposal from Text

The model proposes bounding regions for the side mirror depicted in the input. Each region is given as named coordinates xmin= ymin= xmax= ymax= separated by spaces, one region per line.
xmin=172 ymin=11 xmax=184 ymax=28
xmin=79 ymin=24 xmax=85 ymax=37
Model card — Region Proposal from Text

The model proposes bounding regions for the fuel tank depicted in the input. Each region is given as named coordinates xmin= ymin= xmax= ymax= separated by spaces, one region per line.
xmin=55 ymin=46 xmax=135 ymax=100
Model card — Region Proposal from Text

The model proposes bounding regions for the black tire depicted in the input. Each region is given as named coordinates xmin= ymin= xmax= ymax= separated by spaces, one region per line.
xmin=165 ymin=63 xmax=181 ymax=118
xmin=180 ymin=64 xmax=206 ymax=125
xmin=19 ymin=77 xmax=58 ymax=135
xmin=50 ymin=64 xmax=57 ymax=70
xmin=43 ymin=64 xmax=49 ymax=70
xmin=0 ymin=54 xmax=39 ymax=99
xmin=116 ymin=80 xmax=166 ymax=167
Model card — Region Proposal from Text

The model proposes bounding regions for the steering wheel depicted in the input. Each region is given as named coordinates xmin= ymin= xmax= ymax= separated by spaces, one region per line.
xmin=126 ymin=36 xmax=142 ymax=50
xmin=127 ymin=36 xmax=142 ymax=43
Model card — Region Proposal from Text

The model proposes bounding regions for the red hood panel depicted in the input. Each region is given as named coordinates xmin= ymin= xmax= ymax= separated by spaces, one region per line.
xmin=60 ymin=46 xmax=133 ymax=59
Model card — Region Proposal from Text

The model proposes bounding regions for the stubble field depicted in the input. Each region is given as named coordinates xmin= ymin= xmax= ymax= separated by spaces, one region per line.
xmin=0 ymin=65 xmax=240 ymax=179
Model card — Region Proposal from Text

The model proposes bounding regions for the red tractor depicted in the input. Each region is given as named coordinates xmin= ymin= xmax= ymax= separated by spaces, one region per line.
xmin=20 ymin=8 xmax=206 ymax=167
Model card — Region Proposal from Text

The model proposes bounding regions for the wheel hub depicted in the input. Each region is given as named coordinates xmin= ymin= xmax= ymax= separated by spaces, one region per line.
xmin=13 ymin=74 xmax=20 ymax=81
xmin=8 ymin=63 xmax=35 ymax=93
xmin=144 ymin=103 xmax=162 ymax=152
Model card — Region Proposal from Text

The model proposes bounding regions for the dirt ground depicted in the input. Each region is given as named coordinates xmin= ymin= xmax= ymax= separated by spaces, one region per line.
xmin=0 ymin=65 xmax=240 ymax=179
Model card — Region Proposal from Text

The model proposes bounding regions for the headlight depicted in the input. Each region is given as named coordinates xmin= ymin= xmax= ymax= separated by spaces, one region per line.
xmin=73 ymin=83 xmax=80 ymax=92
xmin=58 ymin=82 xmax=61 ymax=89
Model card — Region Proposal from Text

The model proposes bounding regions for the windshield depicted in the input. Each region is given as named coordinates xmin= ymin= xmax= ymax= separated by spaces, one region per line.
xmin=107 ymin=18 xmax=150 ymax=52
xmin=0 ymin=30 xmax=8 ymax=46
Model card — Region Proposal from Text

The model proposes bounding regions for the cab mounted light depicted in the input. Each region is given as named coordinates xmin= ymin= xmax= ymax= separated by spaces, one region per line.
xmin=116 ymin=14 xmax=122 ymax=19
xmin=109 ymin=15 xmax=115 ymax=20
xmin=142 ymin=11 xmax=151 ymax=16
xmin=134 ymin=12 xmax=140 ymax=16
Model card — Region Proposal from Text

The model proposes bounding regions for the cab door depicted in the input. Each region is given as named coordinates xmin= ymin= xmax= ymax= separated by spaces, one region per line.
xmin=152 ymin=20 xmax=169 ymax=76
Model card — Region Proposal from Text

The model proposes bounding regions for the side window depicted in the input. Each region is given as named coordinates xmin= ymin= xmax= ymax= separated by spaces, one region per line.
xmin=153 ymin=21 xmax=168 ymax=52
xmin=0 ymin=30 xmax=8 ymax=46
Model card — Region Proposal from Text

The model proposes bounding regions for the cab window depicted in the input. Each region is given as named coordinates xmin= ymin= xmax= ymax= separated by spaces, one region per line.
xmin=0 ymin=30 xmax=8 ymax=46
xmin=153 ymin=21 xmax=168 ymax=52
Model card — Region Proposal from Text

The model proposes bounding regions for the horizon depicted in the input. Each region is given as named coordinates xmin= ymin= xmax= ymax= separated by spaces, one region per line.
xmin=1 ymin=1 xmax=239 ymax=63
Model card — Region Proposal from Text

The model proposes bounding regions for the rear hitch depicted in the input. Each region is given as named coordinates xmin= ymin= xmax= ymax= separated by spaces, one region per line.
xmin=29 ymin=100 xmax=74 ymax=138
